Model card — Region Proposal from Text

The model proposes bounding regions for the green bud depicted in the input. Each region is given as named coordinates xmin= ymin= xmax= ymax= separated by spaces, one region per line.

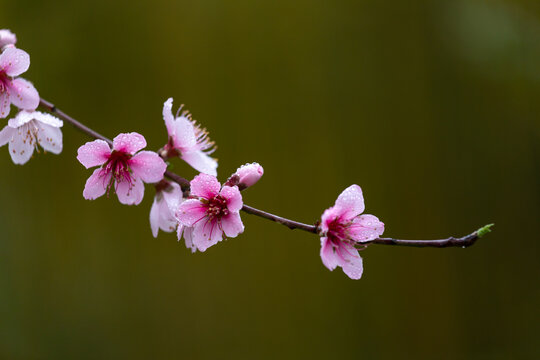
xmin=477 ymin=223 xmax=494 ymax=238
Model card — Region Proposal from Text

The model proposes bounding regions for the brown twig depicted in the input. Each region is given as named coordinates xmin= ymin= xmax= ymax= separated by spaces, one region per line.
xmin=39 ymin=98 xmax=113 ymax=145
xmin=39 ymin=97 xmax=493 ymax=247
xmin=241 ymin=204 xmax=318 ymax=233
xmin=364 ymin=225 xmax=492 ymax=247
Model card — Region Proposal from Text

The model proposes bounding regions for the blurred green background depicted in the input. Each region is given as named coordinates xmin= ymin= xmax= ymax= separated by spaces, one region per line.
xmin=1 ymin=0 xmax=539 ymax=359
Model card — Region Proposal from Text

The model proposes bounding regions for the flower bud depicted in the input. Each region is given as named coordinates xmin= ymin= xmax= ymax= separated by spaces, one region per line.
xmin=0 ymin=29 xmax=17 ymax=49
xmin=234 ymin=162 xmax=263 ymax=190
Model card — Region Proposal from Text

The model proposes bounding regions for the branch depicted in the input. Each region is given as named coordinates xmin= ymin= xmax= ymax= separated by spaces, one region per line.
xmin=164 ymin=170 xmax=190 ymax=190
xmin=39 ymin=98 xmax=112 ymax=145
xmin=40 ymin=98 xmax=192 ymax=189
xmin=364 ymin=224 xmax=494 ymax=248
xmin=38 ymin=98 xmax=311 ymax=232
xmin=241 ymin=204 xmax=318 ymax=233
xmin=38 ymin=97 xmax=492 ymax=248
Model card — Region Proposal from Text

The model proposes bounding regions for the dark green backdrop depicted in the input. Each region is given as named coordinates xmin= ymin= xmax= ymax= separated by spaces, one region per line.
xmin=1 ymin=0 xmax=539 ymax=359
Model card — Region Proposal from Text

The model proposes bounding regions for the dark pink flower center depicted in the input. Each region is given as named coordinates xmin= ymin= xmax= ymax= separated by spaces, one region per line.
xmin=204 ymin=195 xmax=229 ymax=220
xmin=0 ymin=72 xmax=10 ymax=94
xmin=100 ymin=150 xmax=133 ymax=193
xmin=326 ymin=217 xmax=350 ymax=245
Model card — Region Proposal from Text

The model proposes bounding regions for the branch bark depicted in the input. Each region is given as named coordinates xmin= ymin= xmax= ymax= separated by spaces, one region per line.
xmin=364 ymin=225 xmax=492 ymax=248
xmin=38 ymin=97 xmax=492 ymax=248
xmin=241 ymin=204 xmax=318 ymax=233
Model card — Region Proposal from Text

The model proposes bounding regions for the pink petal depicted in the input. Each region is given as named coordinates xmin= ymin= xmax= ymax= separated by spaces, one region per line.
xmin=171 ymin=116 xmax=197 ymax=150
xmin=83 ymin=168 xmax=108 ymax=200
xmin=112 ymin=132 xmax=146 ymax=154
xmin=190 ymin=173 xmax=220 ymax=199
xmin=150 ymin=197 xmax=160 ymax=238
xmin=181 ymin=150 xmax=217 ymax=176
xmin=36 ymin=122 xmax=62 ymax=154
xmin=221 ymin=212 xmax=244 ymax=238
xmin=161 ymin=182 xmax=182 ymax=212
xmin=77 ymin=139 xmax=111 ymax=169
xmin=183 ymin=227 xmax=196 ymax=253
xmin=235 ymin=162 xmax=264 ymax=188
xmin=0 ymin=29 xmax=17 ymax=48
xmin=177 ymin=225 xmax=196 ymax=253
xmin=176 ymin=199 xmax=207 ymax=226
xmin=192 ymin=219 xmax=223 ymax=252
xmin=335 ymin=184 xmax=365 ymax=219
xmin=0 ymin=125 xmax=14 ymax=147
xmin=116 ymin=177 xmax=145 ymax=205
xmin=8 ymin=125 xmax=33 ymax=165
xmin=150 ymin=194 xmax=178 ymax=237
xmin=162 ymin=98 xmax=175 ymax=135
xmin=320 ymin=206 xmax=340 ymax=233
xmin=337 ymin=242 xmax=364 ymax=280
xmin=320 ymin=237 xmax=339 ymax=271
xmin=0 ymin=47 xmax=29 ymax=77
xmin=349 ymin=214 xmax=385 ymax=242
xmin=8 ymin=78 xmax=39 ymax=111
xmin=157 ymin=196 xmax=178 ymax=233
xmin=129 ymin=151 xmax=167 ymax=183
xmin=220 ymin=185 xmax=243 ymax=213
xmin=0 ymin=91 xmax=11 ymax=118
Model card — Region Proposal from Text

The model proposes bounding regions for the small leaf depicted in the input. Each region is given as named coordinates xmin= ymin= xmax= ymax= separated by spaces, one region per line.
xmin=477 ymin=223 xmax=494 ymax=238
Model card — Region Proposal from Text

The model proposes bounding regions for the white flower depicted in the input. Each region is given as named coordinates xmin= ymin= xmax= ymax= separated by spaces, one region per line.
xmin=150 ymin=180 xmax=183 ymax=237
xmin=0 ymin=110 xmax=63 ymax=165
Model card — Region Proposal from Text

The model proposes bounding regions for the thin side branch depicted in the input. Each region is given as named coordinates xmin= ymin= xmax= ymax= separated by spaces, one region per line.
xmin=164 ymin=170 xmax=190 ymax=190
xmin=241 ymin=204 xmax=318 ymax=233
xmin=38 ymin=97 xmax=492 ymax=248
xmin=40 ymin=99 xmax=192 ymax=189
xmin=39 ymin=97 xmax=310 ymax=232
xmin=39 ymin=99 xmax=112 ymax=145
xmin=364 ymin=224 xmax=494 ymax=248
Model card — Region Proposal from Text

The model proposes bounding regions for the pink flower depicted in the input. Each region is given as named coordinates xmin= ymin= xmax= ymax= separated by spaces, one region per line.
xmin=162 ymin=98 xmax=217 ymax=176
xmin=150 ymin=180 xmax=183 ymax=238
xmin=234 ymin=162 xmax=264 ymax=189
xmin=319 ymin=185 xmax=384 ymax=280
xmin=0 ymin=29 xmax=17 ymax=49
xmin=0 ymin=47 xmax=39 ymax=118
xmin=77 ymin=132 xmax=167 ymax=205
xmin=0 ymin=110 xmax=63 ymax=164
xmin=176 ymin=173 xmax=244 ymax=252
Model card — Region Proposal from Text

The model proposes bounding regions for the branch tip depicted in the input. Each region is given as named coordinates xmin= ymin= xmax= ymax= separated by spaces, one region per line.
xmin=476 ymin=223 xmax=494 ymax=238
xmin=37 ymin=96 xmax=489 ymax=250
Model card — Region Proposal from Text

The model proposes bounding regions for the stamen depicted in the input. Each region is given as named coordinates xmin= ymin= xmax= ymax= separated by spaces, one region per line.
xmin=0 ymin=72 xmax=8 ymax=93
xmin=204 ymin=195 xmax=229 ymax=220
xmin=98 ymin=150 xmax=134 ymax=197
xmin=171 ymin=103 xmax=217 ymax=155
xmin=175 ymin=104 xmax=184 ymax=118
xmin=191 ymin=120 xmax=217 ymax=154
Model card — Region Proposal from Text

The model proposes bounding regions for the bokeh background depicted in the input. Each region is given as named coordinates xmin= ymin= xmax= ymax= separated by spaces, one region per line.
xmin=0 ymin=0 xmax=539 ymax=359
